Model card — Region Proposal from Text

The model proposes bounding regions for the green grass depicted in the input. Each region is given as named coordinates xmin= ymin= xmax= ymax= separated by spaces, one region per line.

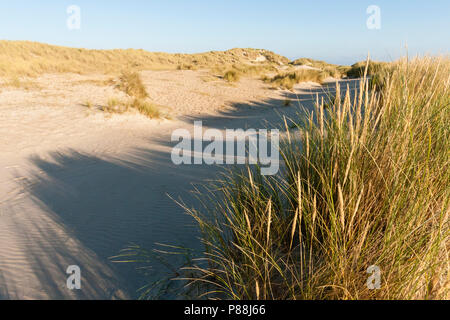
xmin=174 ymin=56 xmax=450 ymax=300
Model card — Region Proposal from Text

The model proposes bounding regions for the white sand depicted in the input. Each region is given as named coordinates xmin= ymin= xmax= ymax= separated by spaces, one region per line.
xmin=0 ymin=70 xmax=355 ymax=299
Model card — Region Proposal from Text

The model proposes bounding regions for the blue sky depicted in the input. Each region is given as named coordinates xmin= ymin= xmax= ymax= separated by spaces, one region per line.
xmin=0 ymin=0 xmax=448 ymax=65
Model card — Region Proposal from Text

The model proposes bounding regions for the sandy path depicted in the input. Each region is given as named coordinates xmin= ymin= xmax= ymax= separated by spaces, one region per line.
xmin=0 ymin=70 xmax=359 ymax=299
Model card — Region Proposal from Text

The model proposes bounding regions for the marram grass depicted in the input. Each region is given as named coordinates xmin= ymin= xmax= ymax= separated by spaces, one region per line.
xmin=177 ymin=56 xmax=449 ymax=300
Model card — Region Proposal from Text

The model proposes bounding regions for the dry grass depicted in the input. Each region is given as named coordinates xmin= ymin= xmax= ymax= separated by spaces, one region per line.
xmin=291 ymin=58 xmax=350 ymax=79
xmin=1 ymin=77 xmax=41 ymax=90
xmin=223 ymin=70 xmax=241 ymax=83
xmin=102 ymin=97 xmax=129 ymax=114
xmin=116 ymin=71 xmax=149 ymax=100
xmin=177 ymin=64 xmax=197 ymax=71
xmin=100 ymin=97 xmax=163 ymax=119
xmin=263 ymin=69 xmax=327 ymax=90
xmin=0 ymin=41 xmax=289 ymax=78
xmin=346 ymin=60 xmax=390 ymax=78
xmin=176 ymin=56 xmax=450 ymax=300
xmin=131 ymin=99 xmax=162 ymax=119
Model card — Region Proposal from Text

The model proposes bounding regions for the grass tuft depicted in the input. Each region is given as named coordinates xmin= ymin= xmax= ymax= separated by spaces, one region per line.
xmin=131 ymin=99 xmax=162 ymax=119
xmin=172 ymin=56 xmax=450 ymax=300
xmin=223 ymin=70 xmax=240 ymax=83
xmin=116 ymin=71 xmax=149 ymax=100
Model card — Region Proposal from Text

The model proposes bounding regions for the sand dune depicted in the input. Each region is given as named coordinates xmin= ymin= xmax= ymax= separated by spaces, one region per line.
xmin=0 ymin=67 xmax=358 ymax=299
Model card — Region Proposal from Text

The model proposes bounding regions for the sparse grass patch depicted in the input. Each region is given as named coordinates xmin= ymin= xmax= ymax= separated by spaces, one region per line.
xmin=101 ymin=96 xmax=163 ymax=119
xmin=1 ymin=77 xmax=41 ymax=90
xmin=83 ymin=100 xmax=93 ymax=109
xmin=116 ymin=71 xmax=149 ymax=100
xmin=131 ymin=99 xmax=162 ymax=119
xmin=103 ymin=97 xmax=129 ymax=114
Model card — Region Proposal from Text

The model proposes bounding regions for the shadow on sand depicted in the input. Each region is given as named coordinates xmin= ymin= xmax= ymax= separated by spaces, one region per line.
xmin=1 ymin=79 xmax=360 ymax=299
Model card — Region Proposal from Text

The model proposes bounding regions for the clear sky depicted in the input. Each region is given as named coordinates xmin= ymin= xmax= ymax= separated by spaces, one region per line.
xmin=0 ymin=0 xmax=448 ymax=65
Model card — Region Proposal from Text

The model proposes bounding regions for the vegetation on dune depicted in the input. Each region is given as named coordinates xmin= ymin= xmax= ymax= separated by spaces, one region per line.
xmin=291 ymin=57 xmax=338 ymax=69
xmin=177 ymin=63 xmax=197 ymax=71
xmin=291 ymin=57 xmax=350 ymax=79
xmin=0 ymin=41 xmax=289 ymax=78
xmin=263 ymin=69 xmax=328 ymax=90
xmin=103 ymin=97 xmax=129 ymax=114
xmin=185 ymin=56 xmax=449 ymax=300
xmin=116 ymin=71 xmax=149 ymax=100
xmin=0 ymin=76 xmax=41 ymax=90
xmin=131 ymin=98 xmax=162 ymax=119
xmin=100 ymin=71 xmax=162 ymax=119
xmin=124 ymin=57 xmax=449 ymax=300
xmin=223 ymin=70 xmax=240 ymax=83
xmin=346 ymin=60 xmax=389 ymax=78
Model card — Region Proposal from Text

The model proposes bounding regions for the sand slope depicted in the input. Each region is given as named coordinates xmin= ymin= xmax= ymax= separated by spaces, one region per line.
xmin=0 ymin=69 xmax=358 ymax=299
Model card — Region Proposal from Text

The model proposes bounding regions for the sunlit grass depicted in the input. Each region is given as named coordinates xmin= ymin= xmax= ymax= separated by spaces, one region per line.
xmin=176 ymin=56 xmax=450 ymax=300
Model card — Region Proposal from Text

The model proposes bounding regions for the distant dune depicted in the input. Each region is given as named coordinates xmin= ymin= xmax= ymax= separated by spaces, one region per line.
xmin=0 ymin=40 xmax=290 ymax=77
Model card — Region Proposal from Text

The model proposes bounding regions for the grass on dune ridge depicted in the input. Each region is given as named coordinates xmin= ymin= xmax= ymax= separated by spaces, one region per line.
xmin=126 ymin=56 xmax=449 ymax=300
xmin=0 ymin=40 xmax=289 ymax=78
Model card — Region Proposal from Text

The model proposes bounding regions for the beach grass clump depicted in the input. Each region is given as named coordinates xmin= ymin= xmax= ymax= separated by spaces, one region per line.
xmin=109 ymin=71 xmax=163 ymax=119
xmin=131 ymin=99 xmax=162 ymax=119
xmin=223 ymin=70 xmax=241 ymax=83
xmin=179 ymin=56 xmax=450 ymax=300
xmin=116 ymin=71 xmax=149 ymax=100
xmin=101 ymin=97 xmax=162 ymax=119
xmin=103 ymin=97 xmax=129 ymax=114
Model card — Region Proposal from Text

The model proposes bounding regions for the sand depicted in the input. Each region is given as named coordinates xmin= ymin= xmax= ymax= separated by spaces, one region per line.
xmin=0 ymin=69 xmax=358 ymax=299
